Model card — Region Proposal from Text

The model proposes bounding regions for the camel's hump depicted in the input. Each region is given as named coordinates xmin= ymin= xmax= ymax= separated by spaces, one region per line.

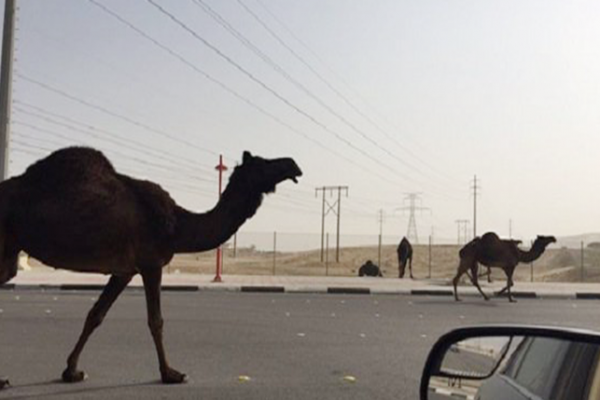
xmin=20 ymin=147 xmax=117 ymax=187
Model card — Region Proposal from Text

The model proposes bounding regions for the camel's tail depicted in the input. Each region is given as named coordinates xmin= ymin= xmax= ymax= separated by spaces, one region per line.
xmin=0 ymin=178 xmax=18 ymax=285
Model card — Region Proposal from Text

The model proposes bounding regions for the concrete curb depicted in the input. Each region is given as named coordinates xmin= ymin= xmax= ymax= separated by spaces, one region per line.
xmin=2 ymin=283 xmax=600 ymax=300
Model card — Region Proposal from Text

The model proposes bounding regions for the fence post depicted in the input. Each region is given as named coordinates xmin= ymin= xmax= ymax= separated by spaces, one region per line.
xmin=377 ymin=233 xmax=382 ymax=269
xmin=273 ymin=231 xmax=277 ymax=275
xmin=428 ymin=235 xmax=432 ymax=279
xmin=581 ymin=241 xmax=585 ymax=282
xmin=325 ymin=233 xmax=330 ymax=276
xmin=530 ymin=240 xmax=534 ymax=282
xmin=233 ymin=233 xmax=237 ymax=258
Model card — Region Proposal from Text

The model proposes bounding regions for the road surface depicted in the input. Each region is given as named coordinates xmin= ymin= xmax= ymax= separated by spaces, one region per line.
xmin=1 ymin=290 xmax=599 ymax=399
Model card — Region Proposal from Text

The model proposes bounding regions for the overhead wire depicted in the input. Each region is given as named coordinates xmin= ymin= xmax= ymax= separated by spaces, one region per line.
xmin=14 ymin=102 xmax=216 ymax=174
xmin=145 ymin=0 xmax=422 ymax=185
xmin=85 ymin=0 xmax=414 ymax=188
xmin=17 ymin=73 xmax=220 ymax=158
xmin=250 ymin=0 xmax=462 ymax=185
xmin=193 ymin=0 xmax=449 ymax=190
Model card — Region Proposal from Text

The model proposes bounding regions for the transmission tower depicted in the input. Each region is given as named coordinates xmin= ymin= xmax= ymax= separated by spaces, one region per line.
xmin=316 ymin=186 xmax=348 ymax=262
xmin=399 ymin=193 xmax=428 ymax=244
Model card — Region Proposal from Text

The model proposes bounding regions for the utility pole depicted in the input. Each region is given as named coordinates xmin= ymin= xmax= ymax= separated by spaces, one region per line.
xmin=455 ymin=219 xmax=470 ymax=245
xmin=0 ymin=0 xmax=16 ymax=181
xmin=212 ymin=155 xmax=227 ymax=283
xmin=509 ymin=219 xmax=513 ymax=239
xmin=399 ymin=193 xmax=428 ymax=244
xmin=316 ymin=186 xmax=348 ymax=262
xmin=471 ymin=175 xmax=480 ymax=239
xmin=377 ymin=209 xmax=384 ymax=267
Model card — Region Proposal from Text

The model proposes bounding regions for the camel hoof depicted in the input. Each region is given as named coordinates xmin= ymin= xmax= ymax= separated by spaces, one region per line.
xmin=484 ymin=297 xmax=490 ymax=301
xmin=62 ymin=369 xmax=87 ymax=383
xmin=509 ymin=298 xmax=518 ymax=303
xmin=161 ymin=368 xmax=187 ymax=384
xmin=0 ymin=377 xmax=10 ymax=389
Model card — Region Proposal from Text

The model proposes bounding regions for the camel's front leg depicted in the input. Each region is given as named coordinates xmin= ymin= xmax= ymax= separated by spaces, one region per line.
xmin=62 ymin=274 xmax=133 ymax=383
xmin=409 ymin=257 xmax=414 ymax=279
xmin=141 ymin=267 xmax=186 ymax=384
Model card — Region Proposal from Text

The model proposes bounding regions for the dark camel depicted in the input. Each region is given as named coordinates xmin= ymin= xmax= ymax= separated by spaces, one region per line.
xmin=358 ymin=260 xmax=382 ymax=277
xmin=397 ymin=237 xmax=413 ymax=279
xmin=452 ymin=232 xmax=556 ymax=302
xmin=0 ymin=147 xmax=301 ymax=388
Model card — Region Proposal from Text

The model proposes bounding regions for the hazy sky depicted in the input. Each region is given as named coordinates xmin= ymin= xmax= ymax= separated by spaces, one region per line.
xmin=4 ymin=0 xmax=600 ymax=244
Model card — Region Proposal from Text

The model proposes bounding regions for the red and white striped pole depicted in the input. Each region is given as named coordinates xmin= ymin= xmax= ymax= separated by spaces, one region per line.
xmin=213 ymin=154 xmax=227 ymax=283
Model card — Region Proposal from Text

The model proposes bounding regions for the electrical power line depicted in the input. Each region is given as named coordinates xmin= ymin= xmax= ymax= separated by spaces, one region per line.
xmin=145 ymin=0 xmax=422 ymax=185
xmin=85 ymin=0 xmax=420 ymax=188
xmin=249 ymin=0 xmax=462 ymax=186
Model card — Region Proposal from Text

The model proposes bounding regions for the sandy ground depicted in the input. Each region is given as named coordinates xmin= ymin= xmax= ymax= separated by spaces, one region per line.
xmin=21 ymin=242 xmax=600 ymax=282
xmin=92 ymin=244 xmax=600 ymax=283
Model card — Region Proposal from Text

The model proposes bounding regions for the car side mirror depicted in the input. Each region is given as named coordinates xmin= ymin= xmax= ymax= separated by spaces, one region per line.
xmin=420 ymin=325 xmax=600 ymax=400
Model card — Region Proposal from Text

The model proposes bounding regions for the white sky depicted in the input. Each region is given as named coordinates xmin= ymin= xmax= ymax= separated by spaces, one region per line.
xmin=4 ymin=0 xmax=600 ymax=244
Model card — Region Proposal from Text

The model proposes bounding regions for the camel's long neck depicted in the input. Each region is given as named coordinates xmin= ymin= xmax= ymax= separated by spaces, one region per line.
xmin=518 ymin=241 xmax=548 ymax=263
xmin=172 ymin=183 xmax=262 ymax=253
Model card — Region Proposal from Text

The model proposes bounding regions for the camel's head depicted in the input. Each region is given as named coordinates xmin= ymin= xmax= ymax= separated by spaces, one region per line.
xmin=536 ymin=235 xmax=557 ymax=248
xmin=233 ymin=151 xmax=302 ymax=194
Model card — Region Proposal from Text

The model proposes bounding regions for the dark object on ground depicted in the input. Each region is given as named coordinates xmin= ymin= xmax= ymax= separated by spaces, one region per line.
xmin=358 ymin=260 xmax=382 ymax=277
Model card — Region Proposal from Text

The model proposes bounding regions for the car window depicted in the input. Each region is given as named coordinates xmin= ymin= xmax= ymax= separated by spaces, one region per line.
xmin=504 ymin=337 xmax=568 ymax=399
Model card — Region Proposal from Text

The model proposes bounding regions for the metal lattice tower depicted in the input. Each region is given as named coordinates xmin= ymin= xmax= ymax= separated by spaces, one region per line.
xmin=399 ymin=193 xmax=428 ymax=244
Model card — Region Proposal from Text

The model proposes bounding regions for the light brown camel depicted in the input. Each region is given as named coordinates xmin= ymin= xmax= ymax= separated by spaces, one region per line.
xmin=452 ymin=232 xmax=556 ymax=302
xmin=397 ymin=237 xmax=413 ymax=279
xmin=0 ymin=147 xmax=301 ymax=388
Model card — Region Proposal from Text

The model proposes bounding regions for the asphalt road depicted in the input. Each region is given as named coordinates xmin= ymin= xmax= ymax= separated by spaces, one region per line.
xmin=1 ymin=290 xmax=599 ymax=400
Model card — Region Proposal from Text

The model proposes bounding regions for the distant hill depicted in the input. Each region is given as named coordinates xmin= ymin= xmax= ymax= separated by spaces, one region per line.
xmin=557 ymin=233 xmax=600 ymax=248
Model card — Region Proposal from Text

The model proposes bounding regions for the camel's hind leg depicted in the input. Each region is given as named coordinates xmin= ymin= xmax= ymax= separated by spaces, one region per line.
xmin=408 ymin=256 xmax=414 ymax=279
xmin=62 ymin=274 xmax=132 ymax=383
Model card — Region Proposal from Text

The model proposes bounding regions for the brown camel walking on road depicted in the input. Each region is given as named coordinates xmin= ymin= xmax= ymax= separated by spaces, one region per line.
xmin=0 ymin=147 xmax=302 ymax=388
xmin=452 ymin=232 xmax=555 ymax=302
xmin=397 ymin=237 xmax=413 ymax=279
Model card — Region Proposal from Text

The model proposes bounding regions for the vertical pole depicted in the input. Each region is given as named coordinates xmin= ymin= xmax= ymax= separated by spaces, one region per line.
xmin=377 ymin=234 xmax=382 ymax=270
xmin=272 ymin=231 xmax=277 ymax=275
xmin=530 ymin=240 xmax=534 ymax=283
xmin=233 ymin=233 xmax=237 ymax=258
xmin=473 ymin=175 xmax=477 ymax=239
xmin=428 ymin=235 xmax=432 ymax=279
xmin=325 ymin=233 xmax=329 ymax=276
xmin=0 ymin=0 xmax=16 ymax=181
xmin=377 ymin=209 xmax=383 ymax=268
xmin=581 ymin=241 xmax=585 ymax=282
xmin=336 ymin=187 xmax=341 ymax=262
xmin=320 ymin=188 xmax=325 ymax=262
xmin=213 ymin=155 xmax=227 ymax=283
xmin=457 ymin=221 xmax=460 ymax=245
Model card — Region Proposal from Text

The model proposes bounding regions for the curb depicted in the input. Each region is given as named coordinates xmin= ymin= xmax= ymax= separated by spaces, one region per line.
xmin=2 ymin=284 xmax=600 ymax=300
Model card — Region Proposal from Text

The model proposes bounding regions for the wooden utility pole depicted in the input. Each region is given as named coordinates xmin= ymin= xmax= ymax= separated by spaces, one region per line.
xmin=0 ymin=0 xmax=16 ymax=180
